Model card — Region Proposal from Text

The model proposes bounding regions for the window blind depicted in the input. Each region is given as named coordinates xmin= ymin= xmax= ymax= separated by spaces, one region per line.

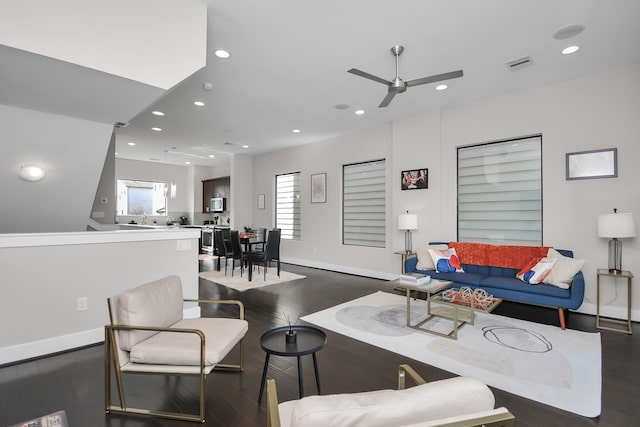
xmin=343 ymin=159 xmax=386 ymax=247
xmin=457 ymin=135 xmax=542 ymax=245
xmin=275 ymin=172 xmax=301 ymax=240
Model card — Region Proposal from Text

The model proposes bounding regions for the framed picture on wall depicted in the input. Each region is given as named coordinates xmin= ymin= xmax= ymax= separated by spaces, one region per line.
xmin=401 ymin=168 xmax=428 ymax=190
xmin=566 ymin=148 xmax=617 ymax=180
xmin=257 ymin=193 xmax=265 ymax=209
xmin=311 ymin=173 xmax=326 ymax=203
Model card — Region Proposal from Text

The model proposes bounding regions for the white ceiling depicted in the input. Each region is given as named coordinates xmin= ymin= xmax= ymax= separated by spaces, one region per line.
xmin=11 ymin=1 xmax=640 ymax=167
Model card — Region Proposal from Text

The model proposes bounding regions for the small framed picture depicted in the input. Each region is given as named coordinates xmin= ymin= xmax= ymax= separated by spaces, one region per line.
xmin=566 ymin=148 xmax=617 ymax=180
xmin=401 ymin=168 xmax=428 ymax=190
xmin=311 ymin=173 xmax=326 ymax=203
xmin=257 ymin=193 xmax=265 ymax=209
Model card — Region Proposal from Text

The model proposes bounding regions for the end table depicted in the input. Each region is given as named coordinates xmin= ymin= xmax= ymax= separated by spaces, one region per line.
xmin=394 ymin=250 xmax=416 ymax=274
xmin=596 ymin=268 xmax=633 ymax=334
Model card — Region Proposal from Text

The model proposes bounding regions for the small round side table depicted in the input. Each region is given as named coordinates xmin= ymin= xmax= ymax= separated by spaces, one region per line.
xmin=258 ymin=325 xmax=327 ymax=404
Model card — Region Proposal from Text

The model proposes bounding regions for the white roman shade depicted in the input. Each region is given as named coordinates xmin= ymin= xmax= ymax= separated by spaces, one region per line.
xmin=343 ymin=159 xmax=386 ymax=248
xmin=276 ymin=172 xmax=301 ymax=240
xmin=457 ymin=135 xmax=542 ymax=245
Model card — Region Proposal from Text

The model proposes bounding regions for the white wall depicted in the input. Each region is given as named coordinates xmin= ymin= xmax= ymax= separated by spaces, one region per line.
xmin=253 ymin=124 xmax=396 ymax=278
xmin=230 ymin=154 xmax=254 ymax=230
xmin=0 ymin=229 xmax=200 ymax=364
xmin=250 ymin=64 xmax=640 ymax=320
xmin=0 ymin=104 xmax=113 ymax=233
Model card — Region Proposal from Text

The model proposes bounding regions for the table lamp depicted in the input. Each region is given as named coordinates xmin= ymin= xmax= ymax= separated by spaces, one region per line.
xmin=598 ymin=209 xmax=636 ymax=273
xmin=398 ymin=212 xmax=418 ymax=253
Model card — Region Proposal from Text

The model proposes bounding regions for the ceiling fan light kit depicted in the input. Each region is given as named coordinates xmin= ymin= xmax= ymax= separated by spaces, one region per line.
xmin=348 ymin=45 xmax=463 ymax=107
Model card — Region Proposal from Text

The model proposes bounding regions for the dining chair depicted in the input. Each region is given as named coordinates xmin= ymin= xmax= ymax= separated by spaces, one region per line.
xmin=229 ymin=230 xmax=247 ymax=277
xmin=214 ymin=229 xmax=232 ymax=274
xmin=249 ymin=228 xmax=281 ymax=281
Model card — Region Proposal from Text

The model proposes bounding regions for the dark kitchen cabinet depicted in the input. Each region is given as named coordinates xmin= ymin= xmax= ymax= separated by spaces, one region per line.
xmin=202 ymin=176 xmax=230 ymax=213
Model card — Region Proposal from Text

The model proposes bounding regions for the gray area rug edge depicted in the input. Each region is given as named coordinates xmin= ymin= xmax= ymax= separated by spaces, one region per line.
xmin=301 ymin=290 xmax=601 ymax=418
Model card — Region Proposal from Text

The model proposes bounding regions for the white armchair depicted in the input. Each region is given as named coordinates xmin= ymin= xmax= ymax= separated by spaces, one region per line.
xmin=104 ymin=275 xmax=248 ymax=423
xmin=267 ymin=364 xmax=514 ymax=427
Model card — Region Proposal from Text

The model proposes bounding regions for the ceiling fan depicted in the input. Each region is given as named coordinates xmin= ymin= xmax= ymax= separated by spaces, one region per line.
xmin=348 ymin=45 xmax=463 ymax=108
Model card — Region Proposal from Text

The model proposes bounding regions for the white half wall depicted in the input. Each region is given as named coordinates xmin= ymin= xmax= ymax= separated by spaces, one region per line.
xmin=0 ymin=229 xmax=199 ymax=364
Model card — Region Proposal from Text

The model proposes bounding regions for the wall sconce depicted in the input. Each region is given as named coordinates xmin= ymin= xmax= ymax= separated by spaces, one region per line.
xmin=19 ymin=165 xmax=46 ymax=182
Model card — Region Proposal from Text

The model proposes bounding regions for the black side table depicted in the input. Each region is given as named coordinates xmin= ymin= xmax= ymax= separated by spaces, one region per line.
xmin=258 ymin=325 xmax=327 ymax=404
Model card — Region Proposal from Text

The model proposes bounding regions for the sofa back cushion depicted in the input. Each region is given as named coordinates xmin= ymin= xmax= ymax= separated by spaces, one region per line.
xmin=287 ymin=376 xmax=494 ymax=427
xmin=114 ymin=275 xmax=184 ymax=351
xmin=449 ymin=242 xmax=549 ymax=269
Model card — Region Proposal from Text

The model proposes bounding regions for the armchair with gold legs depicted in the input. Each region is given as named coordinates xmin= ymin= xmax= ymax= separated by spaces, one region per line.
xmin=267 ymin=364 xmax=514 ymax=427
xmin=105 ymin=275 xmax=248 ymax=423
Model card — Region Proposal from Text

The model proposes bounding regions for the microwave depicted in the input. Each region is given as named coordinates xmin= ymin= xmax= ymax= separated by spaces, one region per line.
xmin=211 ymin=197 xmax=226 ymax=212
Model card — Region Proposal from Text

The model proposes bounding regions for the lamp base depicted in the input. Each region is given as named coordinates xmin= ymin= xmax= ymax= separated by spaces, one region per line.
xmin=404 ymin=230 xmax=413 ymax=253
xmin=608 ymin=238 xmax=623 ymax=273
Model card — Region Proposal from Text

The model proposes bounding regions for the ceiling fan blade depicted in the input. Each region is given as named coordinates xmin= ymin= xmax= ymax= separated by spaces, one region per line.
xmin=405 ymin=70 xmax=464 ymax=87
xmin=378 ymin=90 xmax=397 ymax=108
xmin=348 ymin=68 xmax=392 ymax=86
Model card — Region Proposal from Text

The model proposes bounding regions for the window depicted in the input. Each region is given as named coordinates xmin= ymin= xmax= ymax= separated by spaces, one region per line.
xmin=117 ymin=179 xmax=168 ymax=216
xmin=457 ymin=135 xmax=542 ymax=245
xmin=275 ymin=172 xmax=301 ymax=240
xmin=343 ymin=159 xmax=386 ymax=247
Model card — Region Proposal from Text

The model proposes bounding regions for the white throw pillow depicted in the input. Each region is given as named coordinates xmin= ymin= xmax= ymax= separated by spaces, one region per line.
xmin=415 ymin=244 xmax=447 ymax=270
xmin=544 ymin=248 xmax=585 ymax=289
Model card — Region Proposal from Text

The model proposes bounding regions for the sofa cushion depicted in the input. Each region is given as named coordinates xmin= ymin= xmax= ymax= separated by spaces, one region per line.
xmin=429 ymin=248 xmax=464 ymax=273
xmin=429 ymin=271 xmax=485 ymax=286
xmin=544 ymin=248 xmax=585 ymax=289
xmin=116 ymin=275 xmax=184 ymax=351
xmin=415 ymin=244 xmax=447 ymax=270
xmin=479 ymin=276 xmax=570 ymax=298
xmin=129 ymin=317 xmax=248 ymax=365
xmin=516 ymin=257 xmax=556 ymax=284
xmin=286 ymin=376 xmax=494 ymax=427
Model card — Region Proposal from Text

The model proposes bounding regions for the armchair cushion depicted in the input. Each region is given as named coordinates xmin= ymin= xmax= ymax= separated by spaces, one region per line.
xmin=116 ymin=275 xmax=184 ymax=351
xmin=129 ymin=318 xmax=248 ymax=365
xmin=285 ymin=376 xmax=494 ymax=427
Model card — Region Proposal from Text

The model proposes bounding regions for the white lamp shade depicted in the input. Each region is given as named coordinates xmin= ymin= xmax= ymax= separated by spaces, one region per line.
xmin=398 ymin=213 xmax=418 ymax=230
xmin=598 ymin=212 xmax=636 ymax=238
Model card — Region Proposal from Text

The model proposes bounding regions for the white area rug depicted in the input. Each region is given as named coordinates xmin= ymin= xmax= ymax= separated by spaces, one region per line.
xmin=302 ymin=291 xmax=601 ymax=417
xmin=199 ymin=268 xmax=306 ymax=291
xmin=198 ymin=254 xmax=218 ymax=261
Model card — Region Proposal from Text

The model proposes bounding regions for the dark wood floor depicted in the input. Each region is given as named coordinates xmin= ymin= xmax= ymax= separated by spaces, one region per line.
xmin=1 ymin=262 xmax=638 ymax=426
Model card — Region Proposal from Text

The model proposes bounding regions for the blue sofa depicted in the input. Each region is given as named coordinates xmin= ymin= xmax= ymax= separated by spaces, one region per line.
xmin=404 ymin=243 xmax=585 ymax=330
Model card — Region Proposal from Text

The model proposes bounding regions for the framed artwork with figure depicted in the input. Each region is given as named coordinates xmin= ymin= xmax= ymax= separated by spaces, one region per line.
xmin=401 ymin=168 xmax=428 ymax=190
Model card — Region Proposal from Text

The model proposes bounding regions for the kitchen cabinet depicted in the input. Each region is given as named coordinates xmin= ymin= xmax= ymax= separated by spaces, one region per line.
xmin=202 ymin=177 xmax=230 ymax=213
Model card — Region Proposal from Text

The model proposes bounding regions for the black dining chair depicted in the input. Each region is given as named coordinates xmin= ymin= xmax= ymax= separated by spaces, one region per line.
xmin=248 ymin=228 xmax=281 ymax=281
xmin=229 ymin=230 xmax=247 ymax=277
xmin=214 ymin=229 xmax=232 ymax=275
xmin=254 ymin=228 xmax=267 ymax=252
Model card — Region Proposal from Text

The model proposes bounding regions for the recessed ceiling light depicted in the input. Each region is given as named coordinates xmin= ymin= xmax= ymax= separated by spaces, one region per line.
xmin=151 ymin=111 xmax=165 ymax=116
xmin=151 ymin=127 xmax=162 ymax=132
xmin=292 ymin=129 xmax=301 ymax=133
xmin=435 ymin=84 xmax=448 ymax=91
xmin=562 ymin=45 xmax=580 ymax=55
xmin=208 ymin=154 xmax=215 ymax=158
xmin=214 ymin=49 xmax=230 ymax=59
xmin=193 ymin=101 xmax=205 ymax=107
xmin=355 ymin=109 xmax=365 ymax=115
xmin=185 ymin=161 xmax=191 ymax=165
xmin=242 ymin=145 xmax=249 ymax=148
xmin=127 ymin=142 xmax=136 ymax=146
